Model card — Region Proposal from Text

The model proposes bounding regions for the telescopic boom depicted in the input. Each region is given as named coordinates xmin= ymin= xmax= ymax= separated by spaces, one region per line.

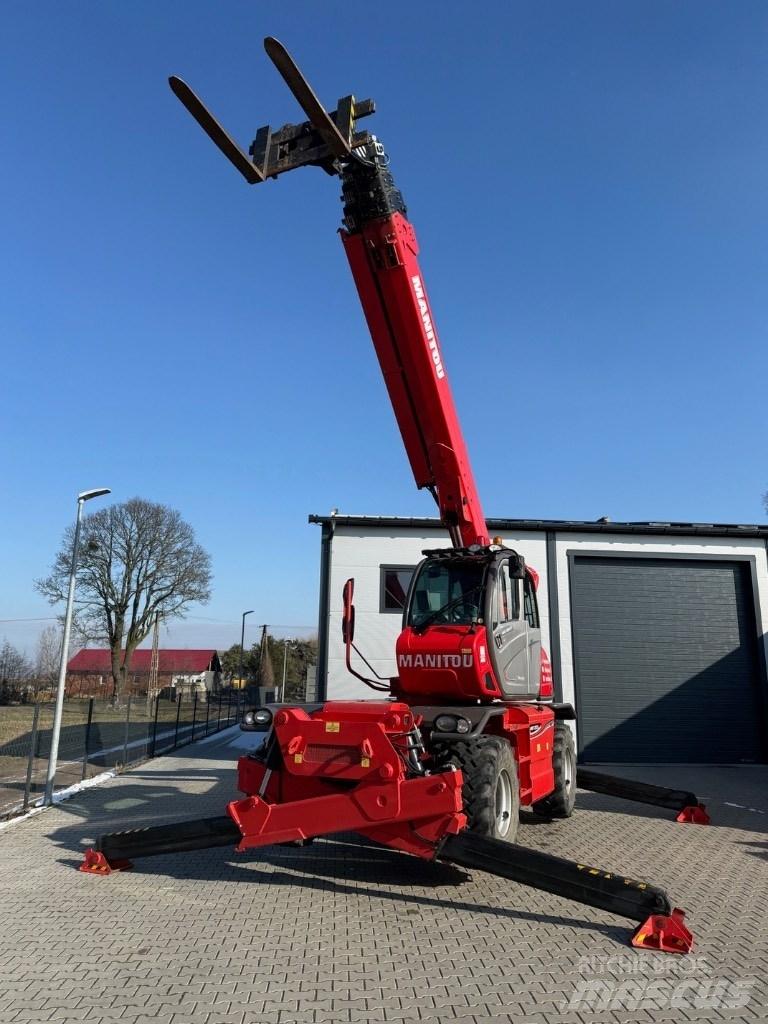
xmin=170 ymin=37 xmax=488 ymax=548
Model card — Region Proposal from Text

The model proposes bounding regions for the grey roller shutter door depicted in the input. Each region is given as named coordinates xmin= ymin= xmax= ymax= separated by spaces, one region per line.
xmin=571 ymin=556 xmax=765 ymax=763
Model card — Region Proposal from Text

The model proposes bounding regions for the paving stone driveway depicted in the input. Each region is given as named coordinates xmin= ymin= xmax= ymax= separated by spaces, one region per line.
xmin=1 ymin=728 xmax=766 ymax=1024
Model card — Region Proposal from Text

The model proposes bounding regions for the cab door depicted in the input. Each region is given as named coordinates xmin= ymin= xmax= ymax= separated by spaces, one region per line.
xmin=523 ymin=573 xmax=542 ymax=693
xmin=487 ymin=558 xmax=531 ymax=697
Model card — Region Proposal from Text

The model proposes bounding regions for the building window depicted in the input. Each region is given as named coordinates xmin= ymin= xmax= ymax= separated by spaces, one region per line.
xmin=380 ymin=565 xmax=416 ymax=613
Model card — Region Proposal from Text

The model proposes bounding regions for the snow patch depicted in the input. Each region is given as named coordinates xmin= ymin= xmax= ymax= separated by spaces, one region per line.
xmin=0 ymin=769 xmax=116 ymax=832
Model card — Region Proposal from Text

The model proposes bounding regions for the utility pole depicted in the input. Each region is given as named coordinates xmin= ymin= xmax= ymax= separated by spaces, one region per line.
xmin=258 ymin=624 xmax=274 ymax=699
xmin=280 ymin=639 xmax=296 ymax=703
xmin=146 ymin=612 xmax=161 ymax=714
xmin=237 ymin=610 xmax=254 ymax=691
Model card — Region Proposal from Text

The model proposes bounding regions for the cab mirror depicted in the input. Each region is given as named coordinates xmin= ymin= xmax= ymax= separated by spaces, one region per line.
xmin=508 ymin=554 xmax=526 ymax=578
xmin=342 ymin=578 xmax=356 ymax=644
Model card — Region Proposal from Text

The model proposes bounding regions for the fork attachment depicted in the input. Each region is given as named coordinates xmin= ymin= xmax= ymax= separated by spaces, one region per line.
xmin=170 ymin=37 xmax=375 ymax=185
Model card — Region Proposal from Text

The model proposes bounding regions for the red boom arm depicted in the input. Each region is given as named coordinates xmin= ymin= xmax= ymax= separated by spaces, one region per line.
xmin=342 ymin=213 xmax=489 ymax=549
xmin=169 ymin=38 xmax=487 ymax=550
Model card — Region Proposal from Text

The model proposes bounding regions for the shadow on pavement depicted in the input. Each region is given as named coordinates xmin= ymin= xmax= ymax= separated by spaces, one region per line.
xmin=737 ymin=839 xmax=768 ymax=861
xmin=39 ymin=734 xmax=768 ymax=954
xmin=43 ymin=737 xmax=632 ymax=951
xmin=54 ymin=831 xmax=632 ymax=947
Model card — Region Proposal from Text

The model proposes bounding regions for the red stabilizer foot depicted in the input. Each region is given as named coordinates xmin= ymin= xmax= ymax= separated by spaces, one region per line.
xmin=676 ymin=803 xmax=710 ymax=825
xmin=79 ymin=848 xmax=133 ymax=874
xmin=631 ymin=908 xmax=693 ymax=954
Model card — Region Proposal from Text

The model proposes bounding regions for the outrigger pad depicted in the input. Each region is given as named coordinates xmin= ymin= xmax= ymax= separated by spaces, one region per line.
xmin=676 ymin=803 xmax=710 ymax=825
xmin=631 ymin=908 xmax=693 ymax=954
xmin=79 ymin=849 xmax=133 ymax=874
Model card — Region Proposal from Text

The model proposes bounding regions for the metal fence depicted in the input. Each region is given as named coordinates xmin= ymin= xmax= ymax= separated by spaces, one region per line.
xmin=0 ymin=689 xmax=246 ymax=820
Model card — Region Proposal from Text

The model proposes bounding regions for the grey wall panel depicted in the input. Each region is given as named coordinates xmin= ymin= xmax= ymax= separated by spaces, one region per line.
xmin=571 ymin=557 xmax=765 ymax=763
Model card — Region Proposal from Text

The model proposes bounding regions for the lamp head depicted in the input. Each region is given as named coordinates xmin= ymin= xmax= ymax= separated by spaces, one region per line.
xmin=78 ymin=488 xmax=111 ymax=502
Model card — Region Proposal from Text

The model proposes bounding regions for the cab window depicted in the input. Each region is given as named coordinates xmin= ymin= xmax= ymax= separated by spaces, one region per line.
xmin=495 ymin=562 xmax=519 ymax=625
xmin=406 ymin=560 xmax=485 ymax=628
xmin=523 ymin=575 xmax=540 ymax=629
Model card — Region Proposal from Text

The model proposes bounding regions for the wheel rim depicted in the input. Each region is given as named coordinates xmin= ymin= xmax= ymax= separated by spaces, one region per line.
xmin=564 ymin=746 xmax=576 ymax=794
xmin=495 ymin=769 xmax=514 ymax=837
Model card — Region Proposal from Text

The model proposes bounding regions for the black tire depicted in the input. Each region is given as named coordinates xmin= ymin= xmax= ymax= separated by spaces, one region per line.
xmin=446 ymin=736 xmax=520 ymax=843
xmin=532 ymin=722 xmax=576 ymax=818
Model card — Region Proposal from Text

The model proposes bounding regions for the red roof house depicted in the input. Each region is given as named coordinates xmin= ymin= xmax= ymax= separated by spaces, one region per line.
xmin=67 ymin=649 xmax=222 ymax=697
xmin=68 ymin=649 xmax=220 ymax=674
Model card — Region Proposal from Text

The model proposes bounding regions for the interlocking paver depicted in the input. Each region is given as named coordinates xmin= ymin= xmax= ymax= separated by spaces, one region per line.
xmin=1 ymin=731 xmax=767 ymax=1024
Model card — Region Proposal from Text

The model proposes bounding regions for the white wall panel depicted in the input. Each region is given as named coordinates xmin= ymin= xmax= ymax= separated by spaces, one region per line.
xmin=326 ymin=525 xmax=547 ymax=700
xmin=320 ymin=522 xmax=768 ymax=724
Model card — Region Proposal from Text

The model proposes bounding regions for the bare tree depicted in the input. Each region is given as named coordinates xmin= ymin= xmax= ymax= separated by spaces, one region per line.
xmin=0 ymin=639 xmax=33 ymax=704
xmin=34 ymin=624 xmax=62 ymax=698
xmin=36 ymin=498 xmax=212 ymax=702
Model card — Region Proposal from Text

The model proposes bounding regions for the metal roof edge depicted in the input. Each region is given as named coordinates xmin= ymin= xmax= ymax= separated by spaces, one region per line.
xmin=308 ymin=513 xmax=768 ymax=539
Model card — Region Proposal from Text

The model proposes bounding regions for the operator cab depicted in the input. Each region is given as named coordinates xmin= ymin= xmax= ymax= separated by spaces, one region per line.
xmin=394 ymin=545 xmax=545 ymax=703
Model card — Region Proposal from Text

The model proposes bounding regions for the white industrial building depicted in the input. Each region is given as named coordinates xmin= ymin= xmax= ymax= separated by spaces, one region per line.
xmin=310 ymin=514 xmax=768 ymax=764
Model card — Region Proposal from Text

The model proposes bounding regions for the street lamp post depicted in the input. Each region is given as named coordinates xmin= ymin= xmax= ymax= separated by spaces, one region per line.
xmin=44 ymin=487 xmax=111 ymax=805
xmin=280 ymin=639 xmax=296 ymax=703
xmin=237 ymin=610 xmax=254 ymax=691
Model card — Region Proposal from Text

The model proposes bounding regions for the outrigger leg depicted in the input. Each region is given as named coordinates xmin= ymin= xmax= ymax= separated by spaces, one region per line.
xmin=577 ymin=769 xmax=710 ymax=825
xmin=81 ymin=808 xmax=693 ymax=954
xmin=80 ymin=815 xmax=240 ymax=873
xmin=438 ymin=832 xmax=693 ymax=953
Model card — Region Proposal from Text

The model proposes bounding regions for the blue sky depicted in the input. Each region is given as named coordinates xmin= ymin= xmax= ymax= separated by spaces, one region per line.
xmin=2 ymin=2 xmax=766 ymax=656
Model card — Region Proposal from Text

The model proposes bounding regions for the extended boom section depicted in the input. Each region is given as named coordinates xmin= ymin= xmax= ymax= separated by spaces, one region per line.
xmin=169 ymin=37 xmax=488 ymax=549
xmin=341 ymin=207 xmax=488 ymax=547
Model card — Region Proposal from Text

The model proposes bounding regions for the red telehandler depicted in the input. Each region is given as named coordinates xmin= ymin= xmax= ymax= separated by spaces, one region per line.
xmin=81 ymin=37 xmax=699 ymax=954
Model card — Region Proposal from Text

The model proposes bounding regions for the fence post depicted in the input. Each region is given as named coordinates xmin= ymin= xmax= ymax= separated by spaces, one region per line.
xmin=205 ymin=691 xmax=211 ymax=736
xmin=150 ymin=693 xmax=160 ymax=757
xmin=23 ymin=704 xmax=41 ymax=811
xmin=35 ymin=708 xmax=43 ymax=759
xmin=191 ymin=691 xmax=198 ymax=742
xmin=122 ymin=694 xmax=132 ymax=766
xmin=81 ymin=698 xmax=95 ymax=782
xmin=174 ymin=692 xmax=183 ymax=748
xmin=216 ymin=688 xmax=222 ymax=732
